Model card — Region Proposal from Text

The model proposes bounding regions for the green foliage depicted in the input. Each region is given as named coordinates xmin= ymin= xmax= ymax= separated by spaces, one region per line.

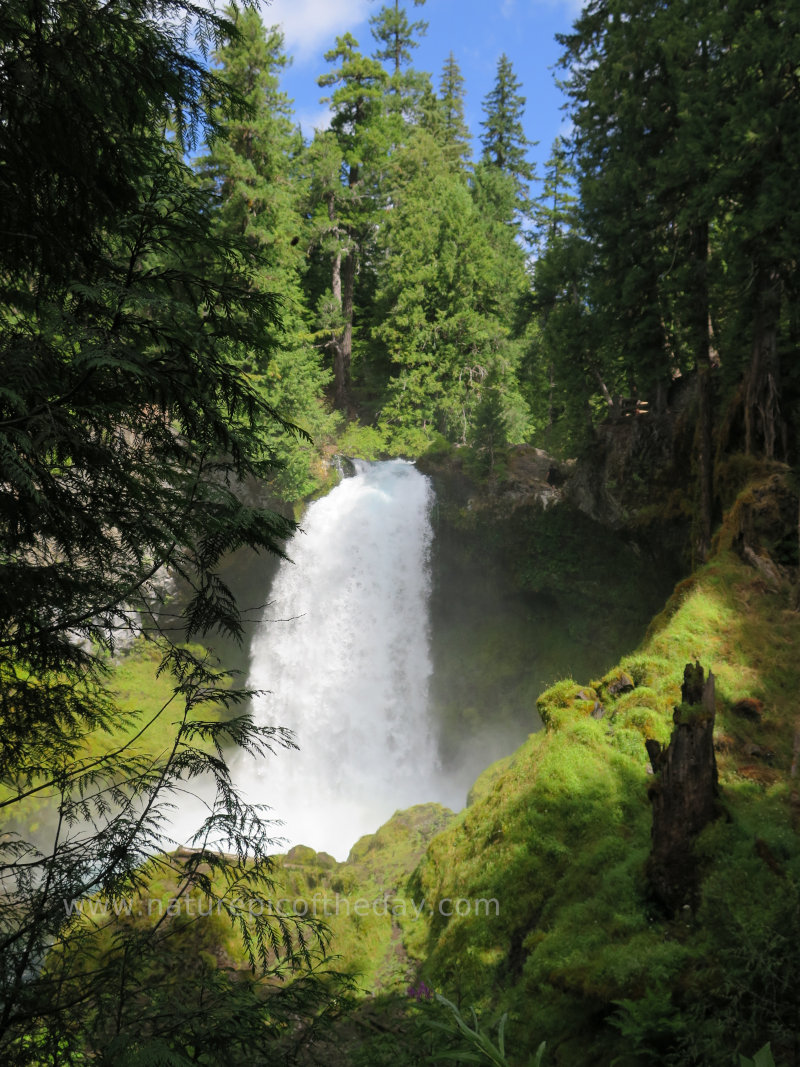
xmin=198 ymin=7 xmax=337 ymax=500
xmin=0 ymin=1 xmax=337 ymax=1060
xmin=370 ymin=129 xmax=529 ymax=456
xmin=479 ymin=53 xmax=535 ymax=216
xmin=336 ymin=421 xmax=389 ymax=460
xmin=370 ymin=0 xmax=426 ymax=68
xmin=422 ymin=993 xmax=543 ymax=1067
xmin=46 ymin=878 xmax=347 ymax=1067
xmin=665 ymin=818 xmax=800 ymax=1065
xmin=740 ymin=1045 xmax=777 ymax=1067
xmin=609 ymin=987 xmax=687 ymax=1062
xmin=434 ymin=53 xmax=472 ymax=172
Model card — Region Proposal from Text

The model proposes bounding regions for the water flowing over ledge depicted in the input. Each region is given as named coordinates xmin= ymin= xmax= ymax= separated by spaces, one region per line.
xmin=237 ymin=459 xmax=462 ymax=860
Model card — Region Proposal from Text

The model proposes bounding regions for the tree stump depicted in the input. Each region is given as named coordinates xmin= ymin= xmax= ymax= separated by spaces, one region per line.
xmin=645 ymin=662 xmax=719 ymax=914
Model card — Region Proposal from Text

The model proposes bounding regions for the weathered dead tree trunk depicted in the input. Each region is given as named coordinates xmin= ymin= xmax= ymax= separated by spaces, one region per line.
xmin=645 ymin=662 xmax=719 ymax=914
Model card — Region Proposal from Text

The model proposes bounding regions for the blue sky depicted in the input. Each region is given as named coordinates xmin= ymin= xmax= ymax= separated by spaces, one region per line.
xmin=257 ymin=0 xmax=582 ymax=182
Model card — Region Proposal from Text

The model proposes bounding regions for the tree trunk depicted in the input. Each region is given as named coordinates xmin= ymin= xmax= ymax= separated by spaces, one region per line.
xmin=327 ymin=193 xmax=348 ymax=408
xmin=689 ymin=224 xmax=713 ymax=562
xmin=337 ymin=247 xmax=355 ymax=409
xmin=745 ymin=266 xmax=783 ymax=460
xmin=592 ymin=367 xmax=614 ymax=411
xmin=645 ymin=662 xmax=719 ymax=915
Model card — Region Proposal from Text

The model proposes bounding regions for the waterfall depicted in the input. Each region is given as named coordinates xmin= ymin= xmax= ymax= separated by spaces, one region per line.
xmin=238 ymin=459 xmax=459 ymax=860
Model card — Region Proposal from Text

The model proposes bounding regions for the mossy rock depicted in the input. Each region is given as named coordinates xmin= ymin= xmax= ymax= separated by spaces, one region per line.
xmin=618 ymin=654 xmax=671 ymax=688
xmin=346 ymin=804 xmax=456 ymax=890
xmin=598 ymin=668 xmax=635 ymax=701
xmin=612 ymin=686 xmax=666 ymax=717
xmin=536 ymin=679 xmax=603 ymax=730
xmin=284 ymin=844 xmax=318 ymax=866
xmin=467 ymin=753 xmax=516 ymax=806
xmin=617 ymin=705 xmax=671 ymax=743
xmin=715 ymin=467 xmax=798 ymax=567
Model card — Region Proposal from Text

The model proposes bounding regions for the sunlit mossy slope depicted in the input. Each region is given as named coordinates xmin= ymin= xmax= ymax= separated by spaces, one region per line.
xmin=400 ymin=471 xmax=800 ymax=1065
xmin=58 ymin=473 xmax=800 ymax=1066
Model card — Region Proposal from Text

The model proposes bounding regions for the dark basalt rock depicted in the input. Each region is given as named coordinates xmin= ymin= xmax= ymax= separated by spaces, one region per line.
xmin=606 ymin=672 xmax=635 ymax=697
xmin=333 ymin=455 xmax=358 ymax=479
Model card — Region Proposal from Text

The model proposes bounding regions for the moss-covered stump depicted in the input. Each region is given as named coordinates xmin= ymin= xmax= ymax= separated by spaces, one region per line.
xmin=645 ymin=662 xmax=720 ymax=914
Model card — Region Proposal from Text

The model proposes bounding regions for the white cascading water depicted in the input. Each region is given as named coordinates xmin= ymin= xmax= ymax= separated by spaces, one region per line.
xmin=237 ymin=459 xmax=460 ymax=860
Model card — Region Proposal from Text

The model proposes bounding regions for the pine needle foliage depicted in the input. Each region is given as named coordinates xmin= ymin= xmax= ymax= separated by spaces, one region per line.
xmin=0 ymin=1 xmax=334 ymax=1061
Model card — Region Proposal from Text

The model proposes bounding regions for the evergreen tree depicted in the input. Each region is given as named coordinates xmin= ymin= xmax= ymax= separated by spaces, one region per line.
xmin=315 ymin=34 xmax=389 ymax=408
xmin=372 ymin=130 xmax=529 ymax=455
xmin=0 ymin=1 xmax=329 ymax=1058
xmin=523 ymin=137 xmax=581 ymax=440
xmin=199 ymin=7 xmax=336 ymax=496
xmin=548 ymin=0 xmax=800 ymax=543
xmin=558 ymin=0 xmax=704 ymax=403
xmin=554 ymin=0 xmax=725 ymax=549
xmin=369 ymin=0 xmax=427 ymax=74
xmin=479 ymin=53 xmax=535 ymax=213
xmin=369 ymin=0 xmax=430 ymax=123
xmin=530 ymin=135 xmax=576 ymax=254
xmin=437 ymin=52 xmax=472 ymax=171
xmin=711 ymin=0 xmax=800 ymax=460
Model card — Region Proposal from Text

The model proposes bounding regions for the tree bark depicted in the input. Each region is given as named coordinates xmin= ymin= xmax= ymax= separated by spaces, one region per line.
xmin=645 ymin=662 xmax=719 ymax=915
xmin=336 ymin=247 xmax=355 ymax=409
xmin=745 ymin=266 xmax=783 ymax=460
xmin=326 ymin=192 xmax=348 ymax=408
xmin=688 ymin=224 xmax=714 ymax=562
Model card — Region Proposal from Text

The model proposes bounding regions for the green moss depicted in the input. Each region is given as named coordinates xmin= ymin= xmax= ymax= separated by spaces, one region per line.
xmin=467 ymin=754 xmax=516 ymax=807
xmin=43 ymin=475 xmax=800 ymax=1063
xmin=618 ymin=705 xmax=670 ymax=743
xmin=396 ymin=478 xmax=800 ymax=1064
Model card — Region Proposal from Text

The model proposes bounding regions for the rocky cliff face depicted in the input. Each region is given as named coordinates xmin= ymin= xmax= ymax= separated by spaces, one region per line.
xmin=565 ymin=392 xmax=697 ymax=560
xmin=418 ymin=443 xmax=569 ymax=517
xmin=420 ymin=380 xmax=697 ymax=571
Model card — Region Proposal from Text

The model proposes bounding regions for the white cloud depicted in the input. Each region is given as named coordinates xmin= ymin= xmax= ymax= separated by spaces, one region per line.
xmin=259 ymin=0 xmax=372 ymax=64
xmin=525 ymin=0 xmax=584 ymax=14
xmin=295 ymin=104 xmax=333 ymax=138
